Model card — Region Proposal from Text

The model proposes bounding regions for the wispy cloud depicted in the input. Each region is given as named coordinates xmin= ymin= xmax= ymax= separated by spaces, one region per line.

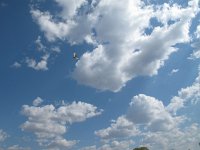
xmin=169 ymin=69 xmax=179 ymax=76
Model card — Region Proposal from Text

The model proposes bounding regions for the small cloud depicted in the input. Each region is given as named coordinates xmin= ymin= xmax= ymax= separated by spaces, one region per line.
xmin=51 ymin=46 xmax=61 ymax=53
xmin=169 ymin=69 xmax=179 ymax=76
xmin=11 ymin=62 xmax=22 ymax=68
xmin=33 ymin=97 xmax=43 ymax=106
xmin=35 ymin=36 xmax=46 ymax=52
xmin=188 ymin=50 xmax=200 ymax=60
xmin=26 ymin=54 xmax=49 ymax=71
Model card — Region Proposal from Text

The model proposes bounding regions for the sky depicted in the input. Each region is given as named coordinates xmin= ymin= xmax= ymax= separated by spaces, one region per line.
xmin=0 ymin=0 xmax=200 ymax=150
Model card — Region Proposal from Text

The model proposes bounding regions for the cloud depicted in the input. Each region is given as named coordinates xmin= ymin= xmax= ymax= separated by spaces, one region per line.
xmin=31 ymin=9 xmax=76 ymax=42
xmin=188 ymin=24 xmax=200 ymax=60
xmin=95 ymin=116 xmax=139 ymax=139
xmin=32 ymin=97 xmax=43 ymax=106
xmin=26 ymin=54 xmax=49 ymax=71
xmin=142 ymin=123 xmax=200 ymax=150
xmin=80 ymin=140 xmax=134 ymax=150
xmin=0 ymin=129 xmax=8 ymax=142
xmin=167 ymin=72 xmax=200 ymax=114
xmin=92 ymin=68 xmax=200 ymax=150
xmin=169 ymin=69 xmax=179 ymax=75
xmin=95 ymin=94 xmax=182 ymax=142
xmin=127 ymin=94 xmax=182 ymax=131
xmin=21 ymin=98 xmax=102 ymax=149
xmin=72 ymin=0 xmax=199 ymax=92
xmin=51 ymin=46 xmax=61 ymax=53
xmin=31 ymin=0 xmax=199 ymax=91
xmin=55 ymin=0 xmax=87 ymax=19
xmin=11 ymin=62 xmax=22 ymax=69
xmin=35 ymin=36 xmax=46 ymax=52
xmin=195 ymin=24 xmax=200 ymax=38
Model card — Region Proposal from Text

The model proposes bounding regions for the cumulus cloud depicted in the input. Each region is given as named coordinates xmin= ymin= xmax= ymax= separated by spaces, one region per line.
xmin=96 ymin=94 xmax=182 ymax=142
xmin=72 ymin=0 xmax=199 ymax=92
xmin=95 ymin=116 xmax=139 ymax=139
xmin=26 ymin=54 xmax=49 ymax=71
xmin=127 ymin=94 xmax=182 ymax=131
xmin=92 ymin=69 xmax=200 ymax=150
xmin=167 ymin=72 xmax=200 ymax=114
xmin=189 ymin=24 xmax=200 ymax=60
xmin=31 ymin=9 xmax=76 ymax=42
xmin=31 ymin=0 xmax=199 ymax=91
xmin=21 ymin=98 xmax=102 ymax=150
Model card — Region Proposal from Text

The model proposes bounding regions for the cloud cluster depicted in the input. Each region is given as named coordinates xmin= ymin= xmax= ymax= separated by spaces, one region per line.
xmin=30 ymin=0 xmax=199 ymax=91
xmin=21 ymin=98 xmax=102 ymax=150
xmin=90 ymin=71 xmax=200 ymax=150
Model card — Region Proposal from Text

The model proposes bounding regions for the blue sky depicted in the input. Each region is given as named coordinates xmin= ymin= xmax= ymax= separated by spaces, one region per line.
xmin=0 ymin=0 xmax=200 ymax=150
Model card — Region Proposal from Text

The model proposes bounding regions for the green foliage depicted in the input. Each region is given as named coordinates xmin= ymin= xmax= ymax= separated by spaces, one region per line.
xmin=133 ymin=147 xmax=149 ymax=150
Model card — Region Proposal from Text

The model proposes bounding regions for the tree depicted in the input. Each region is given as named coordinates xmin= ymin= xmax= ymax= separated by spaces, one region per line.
xmin=133 ymin=147 xmax=149 ymax=150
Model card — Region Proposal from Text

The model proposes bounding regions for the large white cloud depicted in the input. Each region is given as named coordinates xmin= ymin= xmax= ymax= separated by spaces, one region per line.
xmin=72 ymin=0 xmax=199 ymax=92
xmin=31 ymin=0 xmax=199 ymax=91
xmin=21 ymin=98 xmax=102 ymax=150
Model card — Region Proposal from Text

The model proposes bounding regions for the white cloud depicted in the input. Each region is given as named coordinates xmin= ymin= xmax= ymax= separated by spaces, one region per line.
xmin=26 ymin=54 xmax=49 ymax=71
xmin=92 ymin=70 xmax=200 ymax=150
xmin=31 ymin=9 xmax=76 ymax=42
xmin=55 ymin=0 xmax=87 ymax=19
xmin=51 ymin=46 xmax=61 ymax=53
xmin=195 ymin=24 xmax=200 ymax=38
xmin=72 ymin=0 xmax=199 ymax=92
xmin=35 ymin=36 xmax=46 ymax=52
xmin=31 ymin=0 xmax=199 ymax=92
xmin=11 ymin=62 xmax=22 ymax=68
xmin=80 ymin=140 xmax=134 ymax=150
xmin=32 ymin=97 xmax=43 ymax=106
xmin=142 ymin=123 xmax=200 ymax=150
xmin=21 ymin=98 xmax=102 ymax=149
xmin=169 ymin=68 xmax=179 ymax=75
xmin=189 ymin=49 xmax=200 ymax=59
xmin=127 ymin=94 xmax=182 ymax=131
xmin=95 ymin=116 xmax=139 ymax=139
xmin=167 ymin=72 xmax=200 ymax=114
xmin=0 ymin=129 xmax=8 ymax=142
